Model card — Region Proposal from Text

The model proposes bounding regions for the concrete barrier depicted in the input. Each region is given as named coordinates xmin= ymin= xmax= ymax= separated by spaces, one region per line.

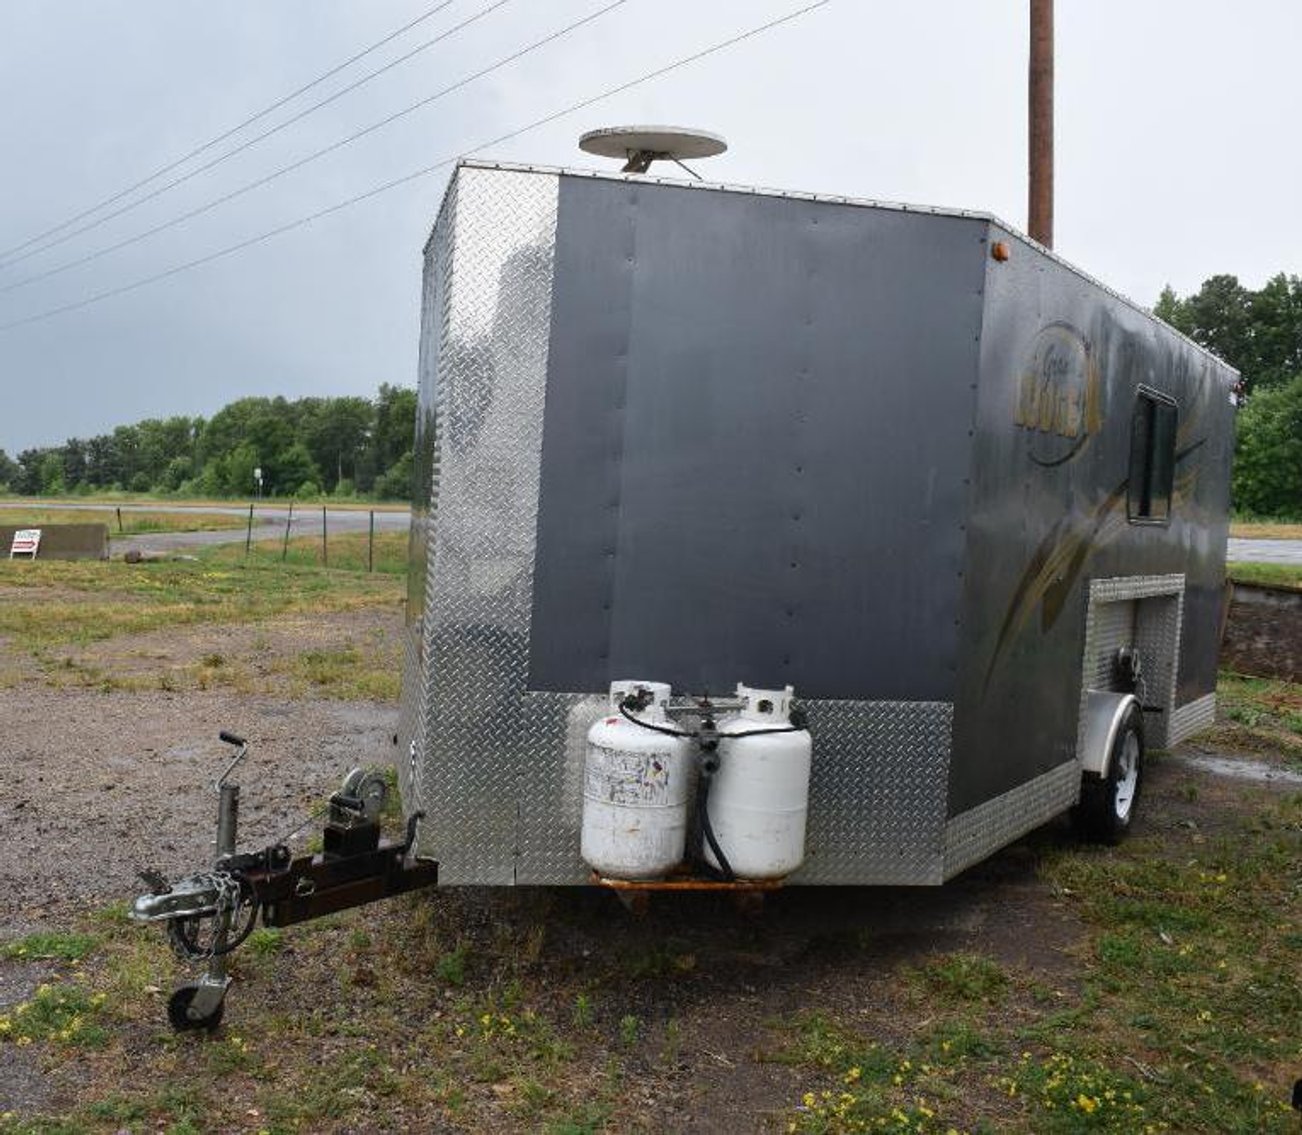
xmin=1 ymin=524 xmax=109 ymax=561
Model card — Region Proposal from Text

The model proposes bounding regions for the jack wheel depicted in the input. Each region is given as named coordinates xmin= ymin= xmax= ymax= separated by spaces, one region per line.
xmin=168 ymin=984 xmax=225 ymax=1032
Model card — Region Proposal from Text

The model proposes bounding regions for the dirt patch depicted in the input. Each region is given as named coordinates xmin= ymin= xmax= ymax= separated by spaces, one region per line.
xmin=1 ymin=610 xmax=1299 ymax=1131
xmin=0 ymin=687 xmax=398 ymax=934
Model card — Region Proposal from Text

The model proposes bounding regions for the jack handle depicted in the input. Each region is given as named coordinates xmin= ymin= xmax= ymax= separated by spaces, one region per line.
xmin=215 ymin=730 xmax=249 ymax=790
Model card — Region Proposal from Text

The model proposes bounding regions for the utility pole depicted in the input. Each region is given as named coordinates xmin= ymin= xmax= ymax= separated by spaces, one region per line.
xmin=1028 ymin=0 xmax=1054 ymax=248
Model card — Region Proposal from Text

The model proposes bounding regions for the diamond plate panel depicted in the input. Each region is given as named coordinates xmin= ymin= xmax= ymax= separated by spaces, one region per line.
xmin=791 ymin=701 xmax=953 ymax=885
xmin=1168 ymin=692 xmax=1216 ymax=746
xmin=1089 ymin=601 xmax=1135 ymax=690
xmin=943 ymin=760 xmax=1079 ymax=879
xmin=1077 ymin=574 xmax=1184 ymax=757
xmin=406 ymin=167 xmax=560 ymax=882
xmin=397 ymin=175 xmax=458 ymax=826
xmin=401 ymin=165 xmax=957 ymax=886
xmin=1089 ymin=574 xmax=1186 ymax=603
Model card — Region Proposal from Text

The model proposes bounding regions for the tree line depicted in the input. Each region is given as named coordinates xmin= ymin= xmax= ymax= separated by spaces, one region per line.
xmin=0 ymin=384 xmax=416 ymax=501
xmin=3 ymin=275 xmax=1300 ymax=513
xmin=1156 ymin=273 xmax=1302 ymax=517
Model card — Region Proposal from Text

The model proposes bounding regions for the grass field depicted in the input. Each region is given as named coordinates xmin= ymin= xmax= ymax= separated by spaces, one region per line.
xmin=204 ymin=530 xmax=409 ymax=575
xmin=0 ymin=508 xmax=254 ymax=534
xmin=0 ymin=675 xmax=1297 ymax=1133
xmin=1229 ymin=520 xmax=1302 ymax=540
xmin=1 ymin=536 xmax=1300 ymax=1131
xmin=0 ymin=536 xmax=406 ymax=698
xmin=1227 ymin=561 xmax=1302 ymax=590
xmin=0 ymin=552 xmax=401 ymax=653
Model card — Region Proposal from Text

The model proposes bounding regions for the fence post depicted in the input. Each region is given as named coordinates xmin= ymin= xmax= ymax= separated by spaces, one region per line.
xmin=245 ymin=502 xmax=254 ymax=557
xmin=368 ymin=510 xmax=375 ymax=573
xmin=281 ymin=502 xmax=294 ymax=561
xmin=321 ymin=505 xmax=328 ymax=567
xmin=116 ymin=506 xmax=123 ymax=533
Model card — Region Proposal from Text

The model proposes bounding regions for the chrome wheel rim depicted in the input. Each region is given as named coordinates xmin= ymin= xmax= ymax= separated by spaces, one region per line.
xmin=1113 ymin=732 xmax=1140 ymax=821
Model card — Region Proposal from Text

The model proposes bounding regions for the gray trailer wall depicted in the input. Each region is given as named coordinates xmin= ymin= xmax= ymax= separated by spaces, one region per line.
xmin=949 ymin=226 xmax=1235 ymax=820
xmin=401 ymin=164 xmax=990 ymax=885
xmin=529 ymin=175 xmax=986 ymax=701
xmin=398 ymin=163 xmax=1233 ymax=886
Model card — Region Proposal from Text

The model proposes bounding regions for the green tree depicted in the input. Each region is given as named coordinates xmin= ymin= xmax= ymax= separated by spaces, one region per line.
xmin=374 ymin=450 xmax=413 ymax=501
xmin=1232 ymin=375 xmax=1302 ymax=517
xmin=304 ymin=396 xmax=372 ymax=492
xmin=137 ymin=416 xmax=198 ymax=485
xmin=158 ymin=455 xmax=194 ymax=493
xmin=0 ymin=449 xmax=18 ymax=489
xmin=269 ymin=441 xmax=320 ymax=497
xmin=1157 ymin=273 xmax=1302 ymax=396
xmin=218 ymin=443 xmax=260 ymax=497
xmin=38 ymin=451 xmax=66 ymax=495
xmin=371 ymin=384 xmax=416 ymax=471
xmin=14 ymin=451 xmax=44 ymax=495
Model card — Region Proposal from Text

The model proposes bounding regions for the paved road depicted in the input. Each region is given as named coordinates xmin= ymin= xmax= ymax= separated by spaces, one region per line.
xmin=1227 ymin=537 xmax=1302 ymax=565
xmin=13 ymin=502 xmax=1302 ymax=563
xmin=8 ymin=500 xmax=411 ymax=553
xmin=115 ymin=506 xmax=410 ymax=554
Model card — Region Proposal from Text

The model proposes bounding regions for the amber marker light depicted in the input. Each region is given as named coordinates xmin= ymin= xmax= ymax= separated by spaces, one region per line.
xmin=991 ymin=241 xmax=1011 ymax=262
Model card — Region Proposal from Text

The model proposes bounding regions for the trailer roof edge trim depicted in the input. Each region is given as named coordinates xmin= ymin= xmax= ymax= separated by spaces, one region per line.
xmin=454 ymin=158 xmax=1238 ymax=380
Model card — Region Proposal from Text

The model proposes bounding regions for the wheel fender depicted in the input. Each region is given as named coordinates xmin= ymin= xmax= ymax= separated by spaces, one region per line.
xmin=1078 ymin=691 xmax=1140 ymax=777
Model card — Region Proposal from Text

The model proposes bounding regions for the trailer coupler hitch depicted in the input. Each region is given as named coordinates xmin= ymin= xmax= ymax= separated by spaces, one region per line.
xmin=131 ymin=732 xmax=437 ymax=1031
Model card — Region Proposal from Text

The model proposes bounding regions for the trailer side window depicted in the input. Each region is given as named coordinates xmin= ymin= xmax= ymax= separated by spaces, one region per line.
xmin=1128 ymin=388 xmax=1177 ymax=523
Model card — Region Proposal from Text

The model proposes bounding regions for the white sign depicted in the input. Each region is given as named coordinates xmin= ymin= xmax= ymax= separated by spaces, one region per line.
xmin=254 ymin=467 xmax=262 ymax=482
xmin=9 ymin=528 xmax=41 ymax=558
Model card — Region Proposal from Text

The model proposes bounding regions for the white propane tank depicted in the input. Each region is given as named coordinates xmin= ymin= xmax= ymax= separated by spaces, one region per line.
xmin=581 ymin=680 xmax=694 ymax=880
xmin=704 ymin=684 xmax=812 ymax=880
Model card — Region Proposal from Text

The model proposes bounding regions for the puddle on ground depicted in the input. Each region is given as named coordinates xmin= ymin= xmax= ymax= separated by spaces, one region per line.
xmin=1176 ymin=752 xmax=1302 ymax=787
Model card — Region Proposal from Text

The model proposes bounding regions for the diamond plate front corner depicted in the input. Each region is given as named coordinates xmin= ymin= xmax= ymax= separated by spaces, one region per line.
xmin=404 ymin=166 xmax=561 ymax=883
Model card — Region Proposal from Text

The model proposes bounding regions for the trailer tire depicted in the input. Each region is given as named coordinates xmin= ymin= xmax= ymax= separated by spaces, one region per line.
xmin=1073 ymin=703 xmax=1144 ymax=845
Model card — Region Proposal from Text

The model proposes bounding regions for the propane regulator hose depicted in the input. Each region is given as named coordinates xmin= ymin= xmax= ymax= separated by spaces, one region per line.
xmin=617 ymin=698 xmax=808 ymax=740
xmin=696 ymin=745 xmax=735 ymax=882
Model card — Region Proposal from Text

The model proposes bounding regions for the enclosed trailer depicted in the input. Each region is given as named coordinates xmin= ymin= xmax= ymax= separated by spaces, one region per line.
xmin=395 ymin=159 xmax=1236 ymax=887
xmin=133 ymin=157 xmax=1237 ymax=1028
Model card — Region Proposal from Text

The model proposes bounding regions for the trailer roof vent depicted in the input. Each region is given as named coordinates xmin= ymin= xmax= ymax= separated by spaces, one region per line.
xmin=578 ymin=125 xmax=727 ymax=176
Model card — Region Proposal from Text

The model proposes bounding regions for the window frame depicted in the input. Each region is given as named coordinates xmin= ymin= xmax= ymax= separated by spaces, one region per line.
xmin=1126 ymin=385 xmax=1178 ymax=526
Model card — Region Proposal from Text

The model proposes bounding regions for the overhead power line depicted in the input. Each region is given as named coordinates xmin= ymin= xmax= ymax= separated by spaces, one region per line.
xmin=0 ymin=0 xmax=515 ymax=272
xmin=0 ymin=0 xmax=629 ymax=297
xmin=0 ymin=0 xmax=459 ymax=267
xmin=0 ymin=0 xmax=831 ymax=335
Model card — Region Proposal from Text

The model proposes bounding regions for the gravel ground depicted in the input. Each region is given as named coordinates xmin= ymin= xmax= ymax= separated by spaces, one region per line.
xmin=0 ymin=688 xmax=398 ymax=934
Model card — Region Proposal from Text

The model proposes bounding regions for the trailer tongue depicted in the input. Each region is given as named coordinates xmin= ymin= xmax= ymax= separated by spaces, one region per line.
xmin=130 ymin=732 xmax=436 ymax=1030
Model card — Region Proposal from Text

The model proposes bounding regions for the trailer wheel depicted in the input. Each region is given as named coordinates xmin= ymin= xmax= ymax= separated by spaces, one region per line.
xmin=1074 ymin=703 xmax=1144 ymax=845
xmin=167 ymin=984 xmax=225 ymax=1032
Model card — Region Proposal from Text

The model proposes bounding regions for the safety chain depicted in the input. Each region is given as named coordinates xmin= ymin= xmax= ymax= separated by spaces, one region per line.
xmin=166 ymin=872 xmax=253 ymax=962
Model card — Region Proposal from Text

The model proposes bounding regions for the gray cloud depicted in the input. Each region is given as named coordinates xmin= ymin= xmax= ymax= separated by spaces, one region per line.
xmin=2 ymin=0 xmax=1298 ymax=453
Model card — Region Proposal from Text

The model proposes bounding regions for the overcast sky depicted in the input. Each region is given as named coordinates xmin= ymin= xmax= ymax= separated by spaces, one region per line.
xmin=1 ymin=0 xmax=1298 ymax=454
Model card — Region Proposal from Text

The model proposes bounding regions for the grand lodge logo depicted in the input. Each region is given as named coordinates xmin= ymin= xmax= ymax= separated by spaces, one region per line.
xmin=1014 ymin=322 xmax=1101 ymax=465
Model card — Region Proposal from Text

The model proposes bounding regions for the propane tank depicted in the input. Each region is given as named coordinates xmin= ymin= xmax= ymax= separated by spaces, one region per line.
xmin=581 ymin=680 xmax=693 ymax=880
xmin=704 ymin=684 xmax=812 ymax=880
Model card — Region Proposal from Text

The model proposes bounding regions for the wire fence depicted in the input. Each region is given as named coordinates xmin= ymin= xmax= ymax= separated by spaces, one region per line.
xmin=236 ymin=504 xmax=407 ymax=574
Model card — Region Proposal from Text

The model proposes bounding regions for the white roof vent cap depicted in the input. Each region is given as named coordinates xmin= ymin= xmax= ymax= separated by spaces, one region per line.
xmin=578 ymin=125 xmax=727 ymax=176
